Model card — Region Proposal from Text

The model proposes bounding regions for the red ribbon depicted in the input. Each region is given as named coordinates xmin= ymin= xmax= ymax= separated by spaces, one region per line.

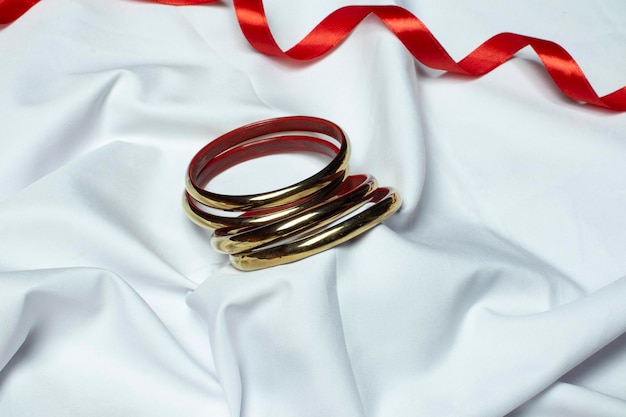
xmin=2 ymin=0 xmax=625 ymax=111
xmin=0 ymin=0 xmax=38 ymax=24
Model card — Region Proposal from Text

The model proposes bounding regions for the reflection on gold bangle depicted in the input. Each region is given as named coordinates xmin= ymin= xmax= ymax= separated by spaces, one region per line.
xmin=230 ymin=188 xmax=401 ymax=271
xmin=210 ymin=174 xmax=377 ymax=254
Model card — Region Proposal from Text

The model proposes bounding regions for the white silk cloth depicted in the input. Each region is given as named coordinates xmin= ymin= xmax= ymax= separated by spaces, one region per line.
xmin=1 ymin=1 xmax=625 ymax=416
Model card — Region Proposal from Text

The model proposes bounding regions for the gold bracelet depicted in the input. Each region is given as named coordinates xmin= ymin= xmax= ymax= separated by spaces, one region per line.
xmin=229 ymin=187 xmax=401 ymax=271
xmin=210 ymin=174 xmax=378 ymax=254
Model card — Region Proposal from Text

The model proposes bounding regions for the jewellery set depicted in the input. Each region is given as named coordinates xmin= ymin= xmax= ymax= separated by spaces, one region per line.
xmin=183 ymin=116 xmax=402 ymax=271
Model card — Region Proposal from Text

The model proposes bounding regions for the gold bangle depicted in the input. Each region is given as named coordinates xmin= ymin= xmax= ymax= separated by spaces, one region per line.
xmin=182 ymin=169 xmax=347 ymax=230
xmin=229 ymin=187 xmax=402 ymax=271
xmin=210 ymin=174 xmax=378 ymax=254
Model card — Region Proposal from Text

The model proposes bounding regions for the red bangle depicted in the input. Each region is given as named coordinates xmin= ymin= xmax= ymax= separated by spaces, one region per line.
xmin=186 ymin=116 xmax=350 ymax=212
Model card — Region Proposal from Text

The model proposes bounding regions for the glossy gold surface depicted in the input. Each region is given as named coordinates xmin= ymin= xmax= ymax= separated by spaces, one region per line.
xmin=210 ymin=175 xmax=378 ymax=254
xmin=229 ymin=189 xmax=401 ymax=271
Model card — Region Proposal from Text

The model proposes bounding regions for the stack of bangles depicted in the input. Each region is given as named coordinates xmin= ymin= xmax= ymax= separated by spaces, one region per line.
xmin=183 ymin=116 xmax=402 ymax=271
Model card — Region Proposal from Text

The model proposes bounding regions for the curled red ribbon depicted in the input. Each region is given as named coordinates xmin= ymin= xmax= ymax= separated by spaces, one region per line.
xmin=2 ymin=0 xmax=625 ymax=111
xmin=233 ymin=0 xmax=626 ymax=111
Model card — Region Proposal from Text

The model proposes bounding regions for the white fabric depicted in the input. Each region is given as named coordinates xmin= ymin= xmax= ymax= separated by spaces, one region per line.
xmin=1 ymin=1 xmax=625 ymax=416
